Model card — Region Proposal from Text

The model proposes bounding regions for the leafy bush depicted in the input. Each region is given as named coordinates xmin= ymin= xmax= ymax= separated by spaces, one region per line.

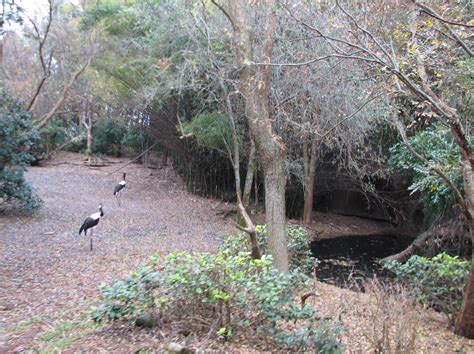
xmin=0 ymin=87 xmax=42 ymax=213
xmin=67 ymin=135 xmax=87 ymax=153
xmin=121 ymin=125 xmax=143 ymax=153
xmin=384 ymin=253 xmax=471 ymax=320
xmin=220 ymin=224 xmax=315 ymax=273
xmin=91 ymin=250 xmax=342 ymax=352
xmin=388 ymin=124 xmax=464 ymax=218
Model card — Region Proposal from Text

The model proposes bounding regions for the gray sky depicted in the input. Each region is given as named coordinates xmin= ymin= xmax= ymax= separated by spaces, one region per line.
xmin=18 ymin=0 xmax=49 ymax=17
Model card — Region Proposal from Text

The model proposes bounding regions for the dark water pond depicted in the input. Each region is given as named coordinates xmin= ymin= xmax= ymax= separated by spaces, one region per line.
xmin=310 ymin=235 xmax=412 ymax=289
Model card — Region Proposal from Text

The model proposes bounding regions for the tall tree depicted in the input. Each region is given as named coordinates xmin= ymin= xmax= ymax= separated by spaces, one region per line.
xmin=223 ymin=0 xmax=289 ymax=272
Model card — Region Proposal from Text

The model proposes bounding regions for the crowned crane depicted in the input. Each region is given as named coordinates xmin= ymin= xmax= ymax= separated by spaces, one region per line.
xmin=79 ymin=203 xmax=104 ymax=251
xmin=113 ymin=172 xmax=126 ymax=206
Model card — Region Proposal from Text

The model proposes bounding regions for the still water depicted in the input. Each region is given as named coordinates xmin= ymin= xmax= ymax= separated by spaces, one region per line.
xmin=310 ymin=235 xmax=412 ymax=288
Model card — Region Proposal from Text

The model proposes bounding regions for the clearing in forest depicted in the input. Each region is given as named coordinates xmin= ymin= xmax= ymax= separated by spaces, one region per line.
xmin=0 ymin=152 xmax=234 ymax=351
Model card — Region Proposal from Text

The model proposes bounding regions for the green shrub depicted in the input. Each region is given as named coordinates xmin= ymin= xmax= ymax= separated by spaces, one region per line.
xmin=220 ymin=224 xmax=315 ymax=273
xmin=384 ymin=253 xmax=471 ymax=319
xmin=91 ymin=250 xmax=342 ymax=352
xmin=388 ymin=124 xmax=464 ymax=218
xmin=0 ymin=87 xmax=42 ymax=213
xmin=121 ymin=125 xmax=143 ymax=153
xmin=67 ymin=135 xmax=87 ymax=153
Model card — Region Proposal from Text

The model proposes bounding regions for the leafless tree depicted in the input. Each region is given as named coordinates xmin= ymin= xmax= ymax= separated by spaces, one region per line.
xmin=269 ymin=14 xmax=386 ymax=223
xmin=2 ymin=0 xmax=94 ymax=130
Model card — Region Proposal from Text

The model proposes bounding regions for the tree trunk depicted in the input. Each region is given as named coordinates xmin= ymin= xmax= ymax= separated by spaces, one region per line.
xmin=455 ymin=154 xmax=474 ymax=338
xmin=455 ymin=250 xmax=474 ymax=338
xmin=303 ymin=140 xmax=317 ymax=224
xmin=86 ymin=116 xmax=93 ymax=164
xmin=264 ymin=156 xmax=288 ymax=271
xmin=217 ymin=78 xmax=245 ymax=226
xmin=161 ymin=148 xmax=168 ymax=167
xmin=228 ymin=0 xmax=289 ymax=272
xmin=81 ymin=103 xmax=93 ymax=164
xmin=242 ymin=139 xmax=256 ymax=209
xmin=235 ymin=197 xmax=262 ymax=260
xmin=380 ymin=230 xmax=431 ymax=264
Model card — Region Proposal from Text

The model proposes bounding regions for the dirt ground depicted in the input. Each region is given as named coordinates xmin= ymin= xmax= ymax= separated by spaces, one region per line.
xmin=1 ymin=152 xmax=473 ymax=352
xmin=0 ymin=152 xmax=236 ymax=352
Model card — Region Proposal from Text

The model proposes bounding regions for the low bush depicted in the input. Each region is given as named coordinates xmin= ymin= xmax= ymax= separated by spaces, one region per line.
xmin=384 ymin=253 xmax=471 ymax=321
xmin=91 ymin=250 xmax=342 ymax=352
xmin=38 ymin=117 xmax=68 ymax=156
xmin=219 ymin=224 xmax=315 ymax=273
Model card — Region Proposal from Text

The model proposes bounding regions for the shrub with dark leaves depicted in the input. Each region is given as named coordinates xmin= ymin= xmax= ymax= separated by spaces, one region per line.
xmin=0 ymin=87 xmax=41 ymax=213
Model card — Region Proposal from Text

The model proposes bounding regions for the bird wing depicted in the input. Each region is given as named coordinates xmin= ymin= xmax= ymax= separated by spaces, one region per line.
xmin=114 ymin=183 xmax=126 ymax=195
xmin=79 ymin=216 xmax=100 ymax=234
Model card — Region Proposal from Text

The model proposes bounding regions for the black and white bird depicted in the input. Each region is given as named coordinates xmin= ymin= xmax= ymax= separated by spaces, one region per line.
xmin=113 ymin=172 xmax=126 ymax=206
xmin=79 ymin=203 xmax=104 ymax=251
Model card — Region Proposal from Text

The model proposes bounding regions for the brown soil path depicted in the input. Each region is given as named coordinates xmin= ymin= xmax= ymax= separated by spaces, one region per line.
xmin=0 ymin=152 xmax=234 ymax=352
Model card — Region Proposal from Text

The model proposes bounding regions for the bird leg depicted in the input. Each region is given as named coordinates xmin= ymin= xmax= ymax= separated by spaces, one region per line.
xmin=116 ymin=194 xmax=121 ymax=207
xmin=90 ymin=229 xmax=93 ymax=251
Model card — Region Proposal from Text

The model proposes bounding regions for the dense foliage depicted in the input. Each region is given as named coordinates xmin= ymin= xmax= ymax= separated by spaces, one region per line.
xmin=388 ymin=124 xmax=464 ymax=218
xmin=0 ymin=87 xmax=42 ymax=213
xmin=91 ymin=250 xmax=342 ymax=351
xmin=92 ymin=117 xmax=127 ymax=157
xmin=219 ymin=225 xmax=315 ymax=273
xmin=385 ymin=253 xmax=471 ymax=320
xmin=182 ymin=112 xmax=234 ymax=152
xmin=38 ymin=117 xmax=86 ymax=156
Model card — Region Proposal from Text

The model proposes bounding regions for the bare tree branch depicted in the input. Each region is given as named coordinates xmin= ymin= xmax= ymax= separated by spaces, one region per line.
xmin=335 ymin=0 xmax=396 ymax=67
xmin=26 ymin=0 xmax=55 ymax=112
xmin=35 ymin=54 xmax=92 ymax=129
xmin=210 ymin=0 xmax=235 ymax=32
xmin=414 ymin=1 xmax=473 ymax=56
xmin=320 ymin=92 xmax=384 ymax=139
xmin=414 ymin=1 xmax=474 ymax=28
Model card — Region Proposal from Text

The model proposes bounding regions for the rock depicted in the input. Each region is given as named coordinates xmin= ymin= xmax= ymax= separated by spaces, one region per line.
xmin=167 ymin=342 xmax=194 ymax=353
xmin=134 ymin=313 xmax=159 ymax=328
xmin=178 ymin=329 xmax=191 ymax=337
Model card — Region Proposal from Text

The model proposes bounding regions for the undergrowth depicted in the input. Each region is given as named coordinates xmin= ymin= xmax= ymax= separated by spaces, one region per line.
xmin=91 ymin=250 xmax=342 ymax=352
xmin=384 ymin=252 xmax=471 ymax=323
xmin=219 ymin=224 xmax=315 ymax=273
